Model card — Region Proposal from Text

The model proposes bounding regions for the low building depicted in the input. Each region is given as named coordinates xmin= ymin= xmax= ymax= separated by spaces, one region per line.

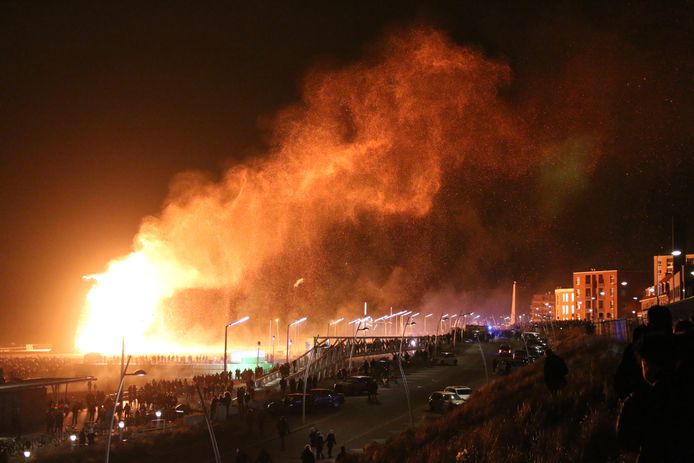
xmin=554 ymin=288 xmax=576 ymax=320
xmin=529 ymin=292 xmax=554 ymax=322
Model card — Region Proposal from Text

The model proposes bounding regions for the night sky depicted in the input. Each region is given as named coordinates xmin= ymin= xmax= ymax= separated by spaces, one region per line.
xmin=1 ymin=1 xmax=692 ymax=350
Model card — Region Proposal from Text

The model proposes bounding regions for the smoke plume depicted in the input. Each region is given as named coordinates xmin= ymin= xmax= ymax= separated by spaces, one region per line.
xmin=75 ymin=26 xmax=568 ymax=353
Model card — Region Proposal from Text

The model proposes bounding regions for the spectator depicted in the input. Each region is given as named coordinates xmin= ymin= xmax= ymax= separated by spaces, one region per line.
xmin=326 ymin=430 xmax=337 ymax=458
xmin=255 ymin=448 xmax=272 ymax=463
xmin=543 ymin=348 xmax=568 ymax=392
xmin=617 ymin=332 xmax=694 ymax=461
xmin=614 ymin=324 xmax=648 ymax=400
xmin=277 ymin=416 xmax=290 ymax=450
xmin=301 ymin=444 xmax=316 ymax=463
xmin=335 ymin=446 xmax=347 ymax=462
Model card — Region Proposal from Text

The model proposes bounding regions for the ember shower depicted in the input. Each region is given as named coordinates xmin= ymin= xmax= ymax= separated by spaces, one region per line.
xmin=75 ymin=27 xmax=550 ymax=354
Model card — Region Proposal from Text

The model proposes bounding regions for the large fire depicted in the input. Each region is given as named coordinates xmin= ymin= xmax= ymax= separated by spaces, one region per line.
xmin=75 ymin=27 xmax=535 ymax=354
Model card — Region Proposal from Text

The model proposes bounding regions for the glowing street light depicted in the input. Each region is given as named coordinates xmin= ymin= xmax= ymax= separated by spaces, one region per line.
xmin=672 ymin=249 xmax=682 ymax=256
xmin=398 ymin=315 xmax=417 ymax=426
xmin=329 ymin=317 xmax=344 ymax=337
xmin=106 ymin=356 xmax=146 ymax=463
xmin=286 ymin=317 xmax=308 ymax=363
xmin=424 ymin=313 xmax=433 ymax=334
xmin=224 ymin=316 xmax=250 ymax=373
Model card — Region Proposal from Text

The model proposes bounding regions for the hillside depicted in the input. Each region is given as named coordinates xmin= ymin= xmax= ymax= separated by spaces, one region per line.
xmin=348 ymin=332 xmax=631 ymax=463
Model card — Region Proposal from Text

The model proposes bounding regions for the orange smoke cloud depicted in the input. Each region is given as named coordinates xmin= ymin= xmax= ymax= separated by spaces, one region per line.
xmin=75 ymin=27 xmax=532 ymax=354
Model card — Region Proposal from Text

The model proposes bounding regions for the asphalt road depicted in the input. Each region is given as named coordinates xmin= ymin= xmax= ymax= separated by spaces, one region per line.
xmin=235 ymin=340 xmax=502 ymax=462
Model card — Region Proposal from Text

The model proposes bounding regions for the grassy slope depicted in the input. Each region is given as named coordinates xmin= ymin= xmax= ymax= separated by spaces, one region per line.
xmin=351 ymin=331 xmax=634 ymax=463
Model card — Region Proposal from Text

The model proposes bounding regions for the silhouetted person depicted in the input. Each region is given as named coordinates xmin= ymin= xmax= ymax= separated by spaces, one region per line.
xmin=277 ymin=416 xmax=290 ymax=450
xmin=617 ymin=333 xmax=694 ymax=462
xmin=234 ymin=448 xmax=250 ymax=463
xmin=335 ymin=446 xmax=347 ymax=462
xmin=543 ymin=349 xmax=568 ymax=392
xmin=301 ymin=444 xmax=316 ymax=463
xmin=647 ymin=305 xmax=672 ymax=335
xmin=255 ymin=448 xmax=272 ymax=463
xmin=326 ymin=430 xmax=337 ymax=458
xmin=615 ymin=324 xmax=648 ymax=400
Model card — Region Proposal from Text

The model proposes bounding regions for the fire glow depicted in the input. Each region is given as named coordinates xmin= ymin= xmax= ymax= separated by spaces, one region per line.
xmin=74 ymin=27 xmax=537 ymax=354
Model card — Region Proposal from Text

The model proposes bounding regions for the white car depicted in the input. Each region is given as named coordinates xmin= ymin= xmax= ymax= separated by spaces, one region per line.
xmin=444 ymin=386 xmax=472 ymax=401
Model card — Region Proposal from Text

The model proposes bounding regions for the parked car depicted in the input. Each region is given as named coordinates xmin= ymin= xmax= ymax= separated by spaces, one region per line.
xmin=443 ymin=386 xmax=472 ymax=401
xmin=497 ymin=344 xmax=513 ymax=357
xmin=333 ymin=376 xmax=377 ymax=396
xmin=267 ymin=393 xmax=313 ymax=415
xmin=432 ymin=352 xmax=458 ymax=366
xmin=513 ymin=350 xmax=529 ymax=364
xmin=527 ymin=345 xmax=545 ymax=360
xmin=309 ymin=388 xmax=345 ymax=408
xmin=428 ymin=391 xmax=465 ymax=412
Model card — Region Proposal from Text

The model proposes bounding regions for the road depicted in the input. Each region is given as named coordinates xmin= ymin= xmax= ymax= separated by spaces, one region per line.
xmin=235 ymin=340 xmax=502 ymax=462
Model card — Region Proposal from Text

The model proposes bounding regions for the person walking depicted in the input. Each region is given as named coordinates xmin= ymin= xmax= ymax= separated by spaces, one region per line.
xmin=276 ymin=416 xmax=290 ymax=450
xmin=326 ymin=430 xmax=337 ymax=458
xmin=335 ymin=446 xmax=347 ymax=462
xmin=255 ymin=448 xmax=272 ymax=463
xmin=300 ymin=444 xmax=316 ymax=463
xmin=543 ymin=348 xmax=568 ymax=392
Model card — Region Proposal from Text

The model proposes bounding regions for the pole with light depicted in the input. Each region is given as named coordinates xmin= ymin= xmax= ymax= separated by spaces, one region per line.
xmin=347 ymin=318 xmax=368 ymax=371
xmin=105 ymin=355 xmax=146 ymax=463
xmin=398 ymin=315 xmax=416 ymax=426
xmin=224 ymin=316 xmax=249 ymax=373
xmin=424 ymin=313 xmax=433 ymax=335
xmin=329 ymin=317 xmax=344 ymax=337
xmin=286 ymin=317 xmax=307 ymax=364
xmin=435 ymin=314 xmax=449 ymax=358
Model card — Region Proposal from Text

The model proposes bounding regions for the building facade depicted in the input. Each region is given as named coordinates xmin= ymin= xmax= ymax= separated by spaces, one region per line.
xmin=573 ymin=269 xmax=620 ymax=320
xmin=529 ymin=292 xmax=554 ymax=322
xmin=554 ymin=288 xmax=576 ymax=320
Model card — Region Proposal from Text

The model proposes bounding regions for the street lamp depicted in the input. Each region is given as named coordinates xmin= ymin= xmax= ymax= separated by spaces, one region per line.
xmin=424 ymin=313 xmax=433 ymax=334
xmin=398 ymin=315 xmax=417 ymax=426
xmin=286 ymin=317 xmax=307 ymax=363
xmin=329 ymin=317 xmax=344 ymax=337
xmin=224 ymin=316 xmax=250 ymax=373
xmin=435 ymin=314 xmax=449 ymax=357
xmin=348 ymin=318 xmax=369 ymax=371
xmin=106 ymin=356 xmax=146 ymax=463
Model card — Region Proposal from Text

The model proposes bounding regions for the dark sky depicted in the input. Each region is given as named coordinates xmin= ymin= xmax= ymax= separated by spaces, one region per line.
xmin=1 ymin=1 xmax=692 ymax=350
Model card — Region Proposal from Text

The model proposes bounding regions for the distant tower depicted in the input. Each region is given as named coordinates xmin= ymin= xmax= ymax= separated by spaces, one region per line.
xmin=511 ymin=281 xmax=517 ymax=325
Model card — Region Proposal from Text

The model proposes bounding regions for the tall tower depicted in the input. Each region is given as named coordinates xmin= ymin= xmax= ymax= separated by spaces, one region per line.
xmin=511 ymin=281 xmax=517 ymax=325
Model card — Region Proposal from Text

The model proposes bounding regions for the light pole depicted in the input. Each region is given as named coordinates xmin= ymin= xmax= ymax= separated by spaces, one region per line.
xmin=256 ymin=341 xmax=261 ymax=368
xmin=329 ymin=318 xmax=344 ymax=337
xmin=435 ymin=314 xmax=449 ymax=357
xmin=224 ymin=316 xmax=249 ymax=373
xmin=286 ymin=317 xmax=307 ymax=364
xmin=347 ymin=318 xmax=368 ymax=371
xmin=271 ymin=335 xmax=276 ymax=364
xmin=398 ymin=315 xmax=416 ymax=426
xmin=424 ymin=313 xmax=433 ymax=335
xmin=105 ymin=356 xmax=146 ymax=463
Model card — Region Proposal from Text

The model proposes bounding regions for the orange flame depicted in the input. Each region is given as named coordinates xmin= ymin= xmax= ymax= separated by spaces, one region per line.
xmin=75 ymin=27 xmax=528 ymax=354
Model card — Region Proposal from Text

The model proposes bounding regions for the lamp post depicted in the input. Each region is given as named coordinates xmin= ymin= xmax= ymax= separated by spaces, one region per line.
xmin=329 ymin=318 xmax=344 ymax=337
xmin=424 ymin=313 xmax=433 ymax=334
xmin=347 ymin=319 xmax=369 ymax=371
xmin=224 ymin=316 xmax=250 ymax=373
xmin=271 ymin=335 xmax=276 ymax=364
xmin=105 ymin=356 xmax=146 ymax=463
xmin=398 ymin=315 xmax=416 ymax=426
xmin=435 ymin=314 xmax=449 ymax=357
xmin=286 ymin=317 xmax=307 ymax=364
xmin=256 ymin=341 xmax=261 ymax=368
